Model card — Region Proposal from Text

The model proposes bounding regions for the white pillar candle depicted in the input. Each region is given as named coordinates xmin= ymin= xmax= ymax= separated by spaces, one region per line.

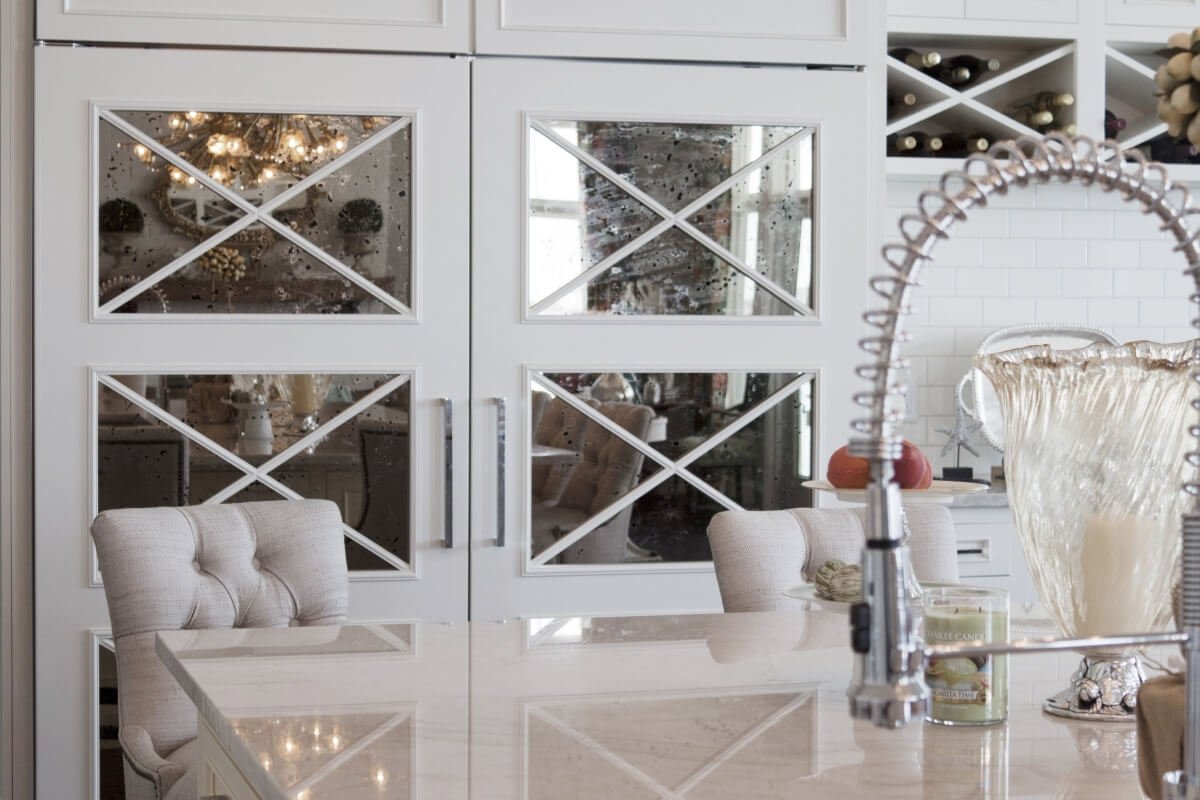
xmin=1075 ymin=513 xmax=1155 ymax=636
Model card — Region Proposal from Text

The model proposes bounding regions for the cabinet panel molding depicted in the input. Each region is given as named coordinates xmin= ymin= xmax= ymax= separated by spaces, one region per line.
xmin=37 ymin=0 xmax=469 ymax=52
xmin=477 ymin=0 xmax=880 ymax=65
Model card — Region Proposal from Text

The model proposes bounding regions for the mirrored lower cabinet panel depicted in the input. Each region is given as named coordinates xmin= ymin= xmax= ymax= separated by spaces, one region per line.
xmin=528 ymin=370 xmax=815 ymax=566
xmin=95 ymin=372 xmax=411 ymax=572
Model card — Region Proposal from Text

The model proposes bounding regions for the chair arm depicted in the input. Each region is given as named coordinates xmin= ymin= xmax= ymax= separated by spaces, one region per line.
xmin=119 ymin=724 xmax=188 ymax=797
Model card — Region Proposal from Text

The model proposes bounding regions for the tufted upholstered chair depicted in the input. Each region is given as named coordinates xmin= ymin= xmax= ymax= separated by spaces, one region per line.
xmin=706 ymin=505 xmax=958 ymax=613
xmin=531 ymin=401 xmax=655 ymax=563
xmin=91 ymin=499 xmax=349 ymax=800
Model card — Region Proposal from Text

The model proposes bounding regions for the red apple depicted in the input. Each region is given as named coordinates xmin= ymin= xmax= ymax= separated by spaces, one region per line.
xmin=826 ymin=441 xmax=932 ymax=490
xmin=895 ymin=440 xmax=930 ymax=489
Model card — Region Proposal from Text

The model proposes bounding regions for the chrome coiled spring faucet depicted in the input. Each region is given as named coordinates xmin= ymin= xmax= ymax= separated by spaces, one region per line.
xmin=847 ymin=133 xmax=1200 ymax=794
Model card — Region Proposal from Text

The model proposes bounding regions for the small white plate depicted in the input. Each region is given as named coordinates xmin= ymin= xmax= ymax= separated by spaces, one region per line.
xmin=781 ymin=584 xmax=852 ymax=610
xmin=802 ymin=479 xmax=988 ymax=505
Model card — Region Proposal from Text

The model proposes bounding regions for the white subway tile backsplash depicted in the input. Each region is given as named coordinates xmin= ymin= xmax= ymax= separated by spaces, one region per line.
xmin=1086 ymin=240 xmax=1138 ymax=270
xmin=1009 ymin=268 xmax=1061 ymax=296
xmin=1062 ymin=210 xmax=1110 ymax=239
xmin=919 ymin=267 xmax=957 ymax=296
xmin=1035 ymin=183 xmax=1088 ymax=209
xmin=888 ymin=178 xmax=1196 ymax=474
xmin=1009 ymin=209 xmax=1061 ymax=238
xmin=1035 ymin=239 xmax=1087 ymax=269
xmin=986 ymin=189 xmax=1038 ymax=209
xmin=1140 ymin=239 xmax=1180 ymax=269
xmin=958 ymin=209 xmax=1009 ymax=239
xmin=1087 ymin=298 xmax=1138 ymax=327
xmin=928 ymin=356 xmax=972 ymax=387
xmin=1075 ymin=270 xmax=1113 ymax=297
xmin=982 ymin=239 xmax=1036 ymax=268
xmin=1111 ymin=327 xmax=1163 ymax=343
xmin=1086 ymin=187 xmax=1137 ymax=210
xmin=983 ymin=297 xmax=1035 ymax=326
xmin=1034 ymin=297 xmax=1088 ymax=324
xmin=1113 ymin=269 xmax=1164 ymax=298
xmin=928 ymin=297 xmax=982 ymax=327
xmin=931 ymin=237 xmax=983 ymax=268
xmin=904 ymin=326 xmax=954 ymax=356
xmin=955 ymin=268 xmax=1007 ymax=296
xmin=1165 ymin=326 xmax=1198 ymax=341
xmin=1113 ymin=211 xmax=1162 ymax=240
xmin=1139 ymin=298 xmax=1191 ymax=327
xmin=886 ymin=179 xmax=929 ymax=207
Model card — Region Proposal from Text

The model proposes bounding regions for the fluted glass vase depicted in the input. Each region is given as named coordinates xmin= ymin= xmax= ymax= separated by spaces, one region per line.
xmin=976 ymin=340 xmax=1197 ymax=720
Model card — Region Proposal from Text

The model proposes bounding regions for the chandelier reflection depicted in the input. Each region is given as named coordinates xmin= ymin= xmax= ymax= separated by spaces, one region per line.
xmin=130 ymin=111 xmax=390 ymax=187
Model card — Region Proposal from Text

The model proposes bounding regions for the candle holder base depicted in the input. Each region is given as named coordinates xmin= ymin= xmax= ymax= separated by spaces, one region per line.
xmin=1042 ymin=654 xmax=1144 ymax=722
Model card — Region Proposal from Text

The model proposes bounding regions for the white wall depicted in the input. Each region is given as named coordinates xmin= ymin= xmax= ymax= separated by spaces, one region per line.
xmin=884 ymin=174 xmax=1197 ymax=478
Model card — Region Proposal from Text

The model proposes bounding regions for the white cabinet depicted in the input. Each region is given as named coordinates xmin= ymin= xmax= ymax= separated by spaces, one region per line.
xmin=36 ymin=0 xmax=472 ymax=52
xmin=476 ymin=0 xmax=877 ymax=65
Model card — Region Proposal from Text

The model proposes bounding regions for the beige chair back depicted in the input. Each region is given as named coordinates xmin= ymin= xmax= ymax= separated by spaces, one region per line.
xmin=91 ymin=499 xmax=349 ymax=799
xmin=707 ymin=505 xmax=958 ymax=612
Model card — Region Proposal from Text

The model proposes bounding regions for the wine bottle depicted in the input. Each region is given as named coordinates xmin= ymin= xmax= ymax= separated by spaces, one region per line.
xmin=1012 ymin=91 xmax=1074 ymax=111
xmin=939 ymin=132 xmax=990 ymax=157
xmin=932 ymin=54 xmax=1001 ymax=87
xmin=1148 ymin=134 xmax=1200 ymax=163
xmin=1104 ymin=110 xmax=1127 ymax=138
xmin=888 ymin=131 xmax=943 ymax=156
xmin=1012 ymin=107 xmax=1054 ymax=128
xmin=887 ymin=91 xmax=918 ymax=115
xmin=887 ymin=133 xmax=919 ymax=155
xmin=889 ymin=47 xmax=942 ymax=70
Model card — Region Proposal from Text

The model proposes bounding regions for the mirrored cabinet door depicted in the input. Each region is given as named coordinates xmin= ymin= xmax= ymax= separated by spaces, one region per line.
xmin=34 ymin=47 xmax=469 ymax=798
xmin=470 ymin=58 xmax=875 ymax=619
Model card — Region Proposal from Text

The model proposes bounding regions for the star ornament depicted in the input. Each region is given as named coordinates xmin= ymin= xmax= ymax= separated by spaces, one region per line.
xmin=934 ymin=405 xmax=983 ymax=459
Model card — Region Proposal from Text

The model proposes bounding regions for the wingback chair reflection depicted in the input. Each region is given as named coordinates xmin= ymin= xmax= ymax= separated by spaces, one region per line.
xmin=707 ymin=505 xmax=959 ymax=612
xmin=91 ymin=499 xmax=349 ymax=800
xmin=532 ymin=400 xmax=655 ymax=563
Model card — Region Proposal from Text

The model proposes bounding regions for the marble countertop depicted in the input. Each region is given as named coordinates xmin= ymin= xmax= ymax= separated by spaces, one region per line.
xmin=158 ymin=612 xmax=1158 ymax=799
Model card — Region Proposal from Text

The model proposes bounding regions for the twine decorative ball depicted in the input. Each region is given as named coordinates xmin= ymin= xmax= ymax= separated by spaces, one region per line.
xmin=1155 ymin=29 xmax=1200 ymax=146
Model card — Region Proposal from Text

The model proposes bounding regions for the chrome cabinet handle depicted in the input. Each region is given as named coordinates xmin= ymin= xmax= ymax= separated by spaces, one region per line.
xmin=494 ymin=396 xmax=506 ymax=547
xmin=441 ymin=397 xmax=453 ymax=549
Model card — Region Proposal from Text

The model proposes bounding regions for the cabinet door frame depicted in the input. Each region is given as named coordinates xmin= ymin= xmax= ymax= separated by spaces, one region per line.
xmin=470 ymin=56 xmax=881 ymax=619
xmin=34 ymin=46 xmax=470 ymax=799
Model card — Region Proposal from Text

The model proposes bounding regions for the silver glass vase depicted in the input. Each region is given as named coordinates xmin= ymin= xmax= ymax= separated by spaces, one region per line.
xmin=976 ymin=340 xmax=1197 ymax=720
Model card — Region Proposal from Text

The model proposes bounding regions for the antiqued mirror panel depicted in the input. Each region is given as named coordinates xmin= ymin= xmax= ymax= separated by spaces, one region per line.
xmin=96 ymin=372 xmax=412 ymax=571
xmin=98 ymin=109 xmax=412 ymax=315
xmin=528 ymin=119 xmax=815 ymax=317
xmin=529 ymin=371 xmax=815 ymax=566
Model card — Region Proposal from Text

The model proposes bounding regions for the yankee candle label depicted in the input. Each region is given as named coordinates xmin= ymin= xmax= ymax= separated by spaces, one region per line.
xmin=926 ymin=654 xmax=993 ymax=705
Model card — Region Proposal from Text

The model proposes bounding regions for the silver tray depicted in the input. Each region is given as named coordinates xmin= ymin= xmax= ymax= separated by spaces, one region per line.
xmin=958 ymin=323 xmax=1118 ymax=451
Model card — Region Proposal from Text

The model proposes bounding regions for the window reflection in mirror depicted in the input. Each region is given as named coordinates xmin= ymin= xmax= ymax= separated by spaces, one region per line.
xmin=529 ymin=120 xmax=814 ymax=317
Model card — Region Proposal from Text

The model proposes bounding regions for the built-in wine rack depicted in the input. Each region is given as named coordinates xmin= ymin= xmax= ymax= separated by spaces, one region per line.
xmin=886 ymin=34 xmax=1076 ymax=174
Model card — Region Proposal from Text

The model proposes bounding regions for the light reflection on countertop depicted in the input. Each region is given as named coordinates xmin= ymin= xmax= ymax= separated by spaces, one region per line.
xmin=157 ymin=611 xmax=1149 ymax=799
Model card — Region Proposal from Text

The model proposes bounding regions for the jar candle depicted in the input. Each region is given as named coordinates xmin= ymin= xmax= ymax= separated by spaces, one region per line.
xmin=923 ymin=585 xmax=1009 ymax=726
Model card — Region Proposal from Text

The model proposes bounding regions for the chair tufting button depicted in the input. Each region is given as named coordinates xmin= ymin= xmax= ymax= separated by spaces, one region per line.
xmin=251 ymin=557 xmax=261 ymax=570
